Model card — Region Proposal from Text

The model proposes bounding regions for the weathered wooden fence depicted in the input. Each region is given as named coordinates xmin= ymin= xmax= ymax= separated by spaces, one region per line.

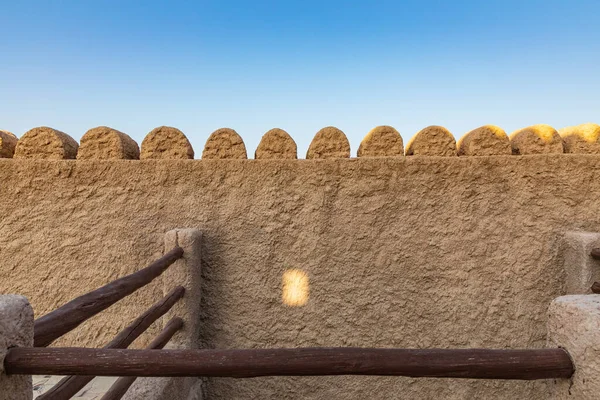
xmin=15 ymin=246 xmax=185 ymax=400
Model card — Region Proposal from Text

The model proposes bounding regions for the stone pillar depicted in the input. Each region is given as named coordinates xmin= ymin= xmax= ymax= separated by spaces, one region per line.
xmin=0 ymin=295 xmax=34 ymax=400
xmin=547 ymin=295 xmax=600 ymax=399
xmin=161 ymin=229 xmax=203 ymax=350
xmin=561 ymin=232 xmax=600 ymax=294
xmin=124 ymin=229 xmax=203 ymax=400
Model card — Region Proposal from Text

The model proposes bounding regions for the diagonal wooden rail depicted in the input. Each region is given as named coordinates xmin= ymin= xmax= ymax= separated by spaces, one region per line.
xmin=33 ymin=246 xmax=184 ymax=347
xmin=5 ymin=347 xmax=573 ymax=381
xmin=36 ymin=286 xmax=185 ymax=400
xmin=100 ymin=317 xmax=184 ymax=400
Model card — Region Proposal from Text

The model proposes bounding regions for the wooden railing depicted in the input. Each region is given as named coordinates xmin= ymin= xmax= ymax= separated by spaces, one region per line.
xmin=100 ymin=317 xmax=184 ymax=400
xmin=5 ymin=347 xmax=573 ymax=381
xmin=22 ymin=246 xmax=185 ymax=400
xmin=1 ymin=243 xmax=581 ymax=399
xmin=36 ymin=288 xmax=185 ymax=399
xmin=34 ymin=246 xmax=184 ymax=348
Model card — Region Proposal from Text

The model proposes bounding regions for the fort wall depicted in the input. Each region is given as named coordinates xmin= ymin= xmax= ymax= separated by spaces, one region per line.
xmin=1 ymin=123 xmax=600 ymax=398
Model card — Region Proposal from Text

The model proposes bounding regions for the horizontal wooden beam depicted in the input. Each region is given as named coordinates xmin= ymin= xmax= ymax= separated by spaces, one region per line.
xmin=592 ymin=248 xmax=600 ymax=260
xmin=33 ymin=246 xmax=184 ymax=347
xmin=5 ymin=347 xmax=573 ymax=381
xmin=100 ymin=317 xmax=184 ymax=400
xmin=37 ymin=287 xmax=185 ymax=400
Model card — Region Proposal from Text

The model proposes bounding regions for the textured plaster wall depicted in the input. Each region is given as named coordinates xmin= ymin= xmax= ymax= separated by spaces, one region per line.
xmin=1 ymin=156 xmax=600 ymax=399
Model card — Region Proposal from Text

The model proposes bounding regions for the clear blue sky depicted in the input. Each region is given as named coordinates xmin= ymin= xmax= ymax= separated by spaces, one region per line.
xmin=1 ymin=0 xmax=599 ymax=157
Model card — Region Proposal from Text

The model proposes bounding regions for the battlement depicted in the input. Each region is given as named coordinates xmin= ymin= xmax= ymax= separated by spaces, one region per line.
xmin=1 ymin=123 xmax=599 ymax=160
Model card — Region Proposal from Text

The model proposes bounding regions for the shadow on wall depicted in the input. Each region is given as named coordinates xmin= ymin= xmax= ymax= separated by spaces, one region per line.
xmin=1 ymin=123 xmax=600 ymax=160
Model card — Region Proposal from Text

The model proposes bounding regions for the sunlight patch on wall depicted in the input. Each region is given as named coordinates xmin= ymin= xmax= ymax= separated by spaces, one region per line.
xmin=282 ymin=269 xmax=309 ymax=307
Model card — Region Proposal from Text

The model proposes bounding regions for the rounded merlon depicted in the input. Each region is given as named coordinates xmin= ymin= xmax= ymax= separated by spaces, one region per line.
xmin=140 ymin=126 xmax=194 ymax=160
xmin=77 ymin=126 xmax=140 ymax=160
xmin=306 ymin=126 xmax=350 ymax=159
xmin=457 ymin=125 xmax=511 ymax=156
xmin=255 ymin=128 xmax=297 ymax=159
xmin=0 ymin=130 xmax=18 ymax=158
xmin=0 ymin=130 xmax=17 ymax=139
xmin=202 ymin=128 xmax=247 ymax=159
xmin=14 ymin=126 xmax=78 ymax=159
xmin=406 ymin=126 xmax=456 ymax=156
xmin=559 ymin=123 xmax=600 ymax=154
xmin=357 ymin=125 xmax=403 ymax=157
xmin=509 ymin=124 xmax=563 ymax=155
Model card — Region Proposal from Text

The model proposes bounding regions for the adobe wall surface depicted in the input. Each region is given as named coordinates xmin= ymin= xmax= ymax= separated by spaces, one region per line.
xmin=1 ymin=156 xmax=600 ymax=399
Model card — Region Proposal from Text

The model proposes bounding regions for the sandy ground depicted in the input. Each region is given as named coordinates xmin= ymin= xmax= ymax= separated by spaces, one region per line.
xmin=33 ymin=376 xmax=118 ymax=399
